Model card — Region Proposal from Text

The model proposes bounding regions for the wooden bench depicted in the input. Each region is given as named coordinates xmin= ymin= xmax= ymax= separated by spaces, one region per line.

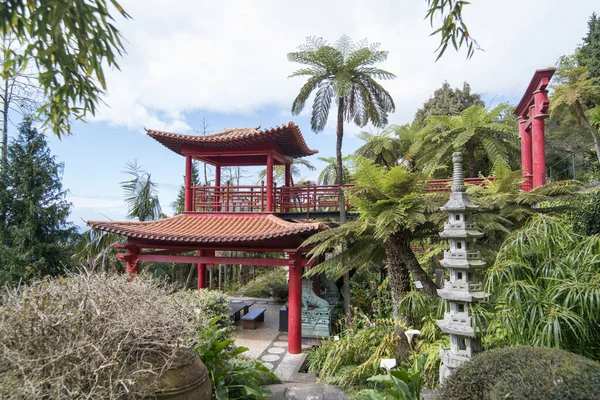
xmin=241 ymin=308 xmax=266 ymax=329
xmin=228 ymin=302 xmax=253 ymax=322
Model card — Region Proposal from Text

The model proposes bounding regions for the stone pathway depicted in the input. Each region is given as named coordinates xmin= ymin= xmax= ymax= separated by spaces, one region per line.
xmin=229 ymin=296 xmax=349 ymax=399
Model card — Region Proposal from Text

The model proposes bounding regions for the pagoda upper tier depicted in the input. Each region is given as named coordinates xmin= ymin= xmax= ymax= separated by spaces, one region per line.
xmin=147 ymin=121 xmax=317 ymax=166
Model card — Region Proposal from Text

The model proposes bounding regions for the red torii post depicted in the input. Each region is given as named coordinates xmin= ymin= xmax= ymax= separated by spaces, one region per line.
xmin=514 ymin=68 xmax=555 ymax=191
xmin=286 ymin=250 xmax=303 ymax=354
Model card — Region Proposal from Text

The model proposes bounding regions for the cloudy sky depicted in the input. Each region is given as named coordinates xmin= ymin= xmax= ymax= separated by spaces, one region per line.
xmin=36 ymin=0 xmax=597 ymax=229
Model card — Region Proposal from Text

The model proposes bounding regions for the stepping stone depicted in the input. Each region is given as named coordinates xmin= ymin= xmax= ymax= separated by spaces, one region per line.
xmin=261 ymin=354 xmax=280 ymax=362
xmin=273 ymin=341 xmax=288 ymax=347
xmin=262 ymin=362 xmax=274 ymax=370
xmin=268 ymin=347 xmax=286 ymax=354
xmin=279 ymin=335 xmax=288 ymax=340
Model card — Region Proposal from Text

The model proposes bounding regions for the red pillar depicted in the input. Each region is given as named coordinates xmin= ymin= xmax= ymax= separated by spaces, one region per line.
xmin=197 ymin=250 xmax=207 ymax=289
xmin=184 ymin=156 xmax=193 ymax=212
xmin=125 ymin=247 xmax=139 ymax=280
xmin=518 ymin=117 xmax=533 ymax=191
xmin=288 ymin=253 xmax=303 ymax=354
xmin=532 ymin=89 xmax=549 ymax=188
xmin=214 ymin=165 xmax=221 ymax=211
xmin=266 ymin=152 xmax=274 ymax=212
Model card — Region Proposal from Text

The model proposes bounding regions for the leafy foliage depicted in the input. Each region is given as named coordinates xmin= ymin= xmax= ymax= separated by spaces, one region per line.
xmin=288 ymin=36 xmax=396 ymax=132
xmin=414 ymin=81 xmax=484 ymax=125
xmin=435 ymin=347 xmax=600 ymax=400
xmin=425 ymin=0 xmax=479 ymax=60
xmin=485 ymin=215 xmax=600 ymax=360
xmin=412 ymin=104 xmax=518 ymax=177
xmin=0 ymin=118 xmax=75 ymax=286
xmin=550 ymin=54 xmax=600 ymax=163
xmin=194 ymin=317 xmax=276 ymax=400
xmin=0 ymin=0 xmax=130 ymax=137
xmin=306 ymin=316 xmax=410 ymax=389
xmin=577 ymin=12 xmax=600 ymax=80
xmin=121 ymin=160 xmax=163 ymax=221
xmin=571 ymin=189 xmax=600 ymax=235
xmin=357 ymin=354 xmax=426 ymax=400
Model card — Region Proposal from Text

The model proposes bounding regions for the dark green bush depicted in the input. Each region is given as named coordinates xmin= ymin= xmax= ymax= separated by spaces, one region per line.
xmin=435 ymin=347 xmax=600 ymax=400
xmin=572 ymin=189 xmax=600 ymax=236
xmin=271 ymin=283 xmax=288 ymax=302
xmin=243 ymin=280 xmax=273 ymax=298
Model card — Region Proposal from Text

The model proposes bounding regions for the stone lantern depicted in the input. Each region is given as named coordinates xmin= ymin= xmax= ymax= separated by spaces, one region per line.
xmin=437 ymin=152 xmax=487 ymax=383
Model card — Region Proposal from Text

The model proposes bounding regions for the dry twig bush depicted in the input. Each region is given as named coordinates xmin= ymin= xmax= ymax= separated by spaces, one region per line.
xmin=0 ymin=272 xmax=207 ymax=399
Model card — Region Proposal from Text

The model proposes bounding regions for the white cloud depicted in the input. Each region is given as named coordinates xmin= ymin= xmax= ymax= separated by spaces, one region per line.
xmin=94 ymin=0 xmax=597 ymax=131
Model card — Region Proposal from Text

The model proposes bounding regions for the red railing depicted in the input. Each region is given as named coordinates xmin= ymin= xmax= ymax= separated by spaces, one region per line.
xmin=425 ymin=177 xmax=490 ymax=192
xmin=191 ymin=178 xmax=492 ymax=213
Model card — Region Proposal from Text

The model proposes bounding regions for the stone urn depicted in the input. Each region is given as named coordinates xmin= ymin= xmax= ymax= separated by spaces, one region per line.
xmin=151 ymin=351 xmax=211 ymax=399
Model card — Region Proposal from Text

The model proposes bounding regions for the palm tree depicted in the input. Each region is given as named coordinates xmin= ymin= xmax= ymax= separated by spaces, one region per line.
xmin=550 ymin=55 xmax=600 ymax=164
xmin=355 ymin=129 xmax=403 ymax=169
xmin=307 ymin=157 xmax=440 ymax=322
xmin=257 ymin=158 xmax=316 ymax=186
xmin=412 ymin=104 xmax=517 ymax=177
xmin=289 ymin=36 xmax=396 ymax=320
xmin=288 ymin=35 xmax=396 ymax=221
xmin=316 ymin=156 xmax=350 ymax=185
xmin=120 ymin=160 xmax=163 ymax=221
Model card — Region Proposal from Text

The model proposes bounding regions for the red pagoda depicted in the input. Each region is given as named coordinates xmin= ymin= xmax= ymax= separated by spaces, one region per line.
xmin=87 ymin=121 xmax=345 ymax=354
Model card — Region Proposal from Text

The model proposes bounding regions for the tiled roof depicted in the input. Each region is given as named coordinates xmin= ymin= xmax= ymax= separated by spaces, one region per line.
xmin=87 ymin=213 xmax=324 ymax=243
xmin=146 ymin=121 xmax=318 ymax=158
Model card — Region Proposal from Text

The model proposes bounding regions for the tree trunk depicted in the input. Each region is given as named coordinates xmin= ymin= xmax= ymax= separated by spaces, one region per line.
xmin=385 ymin=232 xmax=412 ymax=323
xmin=386 ymin=231 xmax=439 ymax=322
xmin=184 ymin=264 xmax=195 ymax=290
xmin=209 ymin=267 xmax=214 ymax=289
xmin=2 ymin=78 xmax=8 ymax=170
xmin=336 ymin=98 xmax=351 ymax=324
xmin=575 ymin=100 xmax=600 ymax=164
xmin=466 ymin=139 xmax=476 ymax=178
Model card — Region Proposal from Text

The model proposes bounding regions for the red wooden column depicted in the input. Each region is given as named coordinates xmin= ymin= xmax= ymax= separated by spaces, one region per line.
xmin=518 ymin=117 xmax=533 ymax=191
xmin=125 ymin=247 xmax=139 ymax=279
xmin=214 ymin=165 xmax=221 ymax=211
xmin=266 ymin=152 xmax=274 ymax=212
xmin=288 ymin=252 xmax=303 ymax=354
xmin=197 ymin=249 xmax=207 ymax=289
xmin=532 ymin=89 xmax=549 ymax=188
xmin=283 ymin=162 xmax=291 ymax=212
xmin=184 ymin=156 xmax=193 ymax=212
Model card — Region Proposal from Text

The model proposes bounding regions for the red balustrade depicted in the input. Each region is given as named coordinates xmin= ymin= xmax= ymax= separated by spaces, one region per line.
xmin=190 ymin=178 xmax=492 ymax=214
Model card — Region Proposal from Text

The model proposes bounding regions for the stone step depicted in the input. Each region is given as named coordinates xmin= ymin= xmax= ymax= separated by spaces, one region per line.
xmin=266 ymin=383 xmax=348 ymax=400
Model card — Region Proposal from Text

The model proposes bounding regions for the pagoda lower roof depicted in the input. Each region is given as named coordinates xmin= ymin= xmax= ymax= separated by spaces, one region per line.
xmin=146 ymin=121 xmax=317 ymax=159
xmin=87 ymin=213 xmax=325 ymax=245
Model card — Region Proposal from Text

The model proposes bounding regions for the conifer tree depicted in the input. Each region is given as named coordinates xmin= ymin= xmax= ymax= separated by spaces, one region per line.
xmin=0 ymin=118 xmax=75 ymax=285
xmin=577 ymin=13 xmax=600 ymax=80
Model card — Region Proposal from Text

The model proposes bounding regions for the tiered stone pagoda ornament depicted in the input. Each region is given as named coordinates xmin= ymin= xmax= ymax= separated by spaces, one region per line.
xmin=437 ymin=152 xmax=488 ymax=383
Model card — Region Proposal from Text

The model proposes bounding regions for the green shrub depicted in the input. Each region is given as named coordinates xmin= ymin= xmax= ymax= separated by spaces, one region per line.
xmin=243 ymin=279 xmax=273 ymax=298
xmin=307 ymin=317 xmax=410 ymax=389
xmin=357 ymin=354 xmax=426 ymax=400
xmin=171 ymin=288 xmax=232 ymax=333
xmin=435 ymin=347 xmax=600 ymax=400
xmin=195 ymin=317 xmax=278 ymax=399
xmin=242 ymin=269 xmax=287 ymax=298
xmin=271 ymin=283 xmax=288 ymax=302
xmin=571 ymin=189 xmax=600 ymax=235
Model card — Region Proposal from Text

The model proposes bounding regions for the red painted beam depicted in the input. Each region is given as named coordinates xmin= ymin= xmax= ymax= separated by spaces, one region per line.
xmin=136 ymin=254 xmax=293 ymax=266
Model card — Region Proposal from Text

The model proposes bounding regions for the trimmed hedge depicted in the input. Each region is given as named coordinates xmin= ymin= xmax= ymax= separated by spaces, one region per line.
xmin=435 ymin=346 xmax=600 ymax=400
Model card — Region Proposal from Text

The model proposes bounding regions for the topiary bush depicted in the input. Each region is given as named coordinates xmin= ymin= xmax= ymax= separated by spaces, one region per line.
xmin=435 ymin=347 xmax=600 ymax=400
xmin=0 ymin=273 xmax=197 ymax=399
